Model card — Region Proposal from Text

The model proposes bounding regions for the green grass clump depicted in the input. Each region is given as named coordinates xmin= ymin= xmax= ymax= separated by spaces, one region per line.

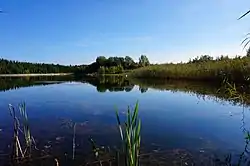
xmin=116 ymin=101 xmax=141 ymax=166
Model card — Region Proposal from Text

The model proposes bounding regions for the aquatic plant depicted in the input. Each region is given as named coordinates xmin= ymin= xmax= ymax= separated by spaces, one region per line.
xmin=72 ymin=122 xmax=76 ymax=160
xmin=5 ymin=99 xmax=249 ymax=165
xmin=60 ymin=118 xmax=78 ymax=160
xmin=88 ymin=137 xmax=106 ymax=166
xmin=8 ymin=103 xmax=35 ymax=161
xmin=116 ymin=101 xmax=141 ymax=166
xmin=19 ymin=103 xmax=32 ymax=156
xmin=9 ymin=104 xmax=23 ymax=160
xmin=130 ymin=56 xmax=250 ymax=85
xmin=7 ymin=103 xmax=61 ymax=165
xmin=216 ymin=81 xmax=250 ymax=165
xmin=85 ymin=102 xmax=141 ymax=166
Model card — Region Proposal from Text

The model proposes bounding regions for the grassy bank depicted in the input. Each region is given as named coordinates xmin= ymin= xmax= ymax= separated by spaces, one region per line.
xmin=129 ymin=56 xmax=250 ymax=85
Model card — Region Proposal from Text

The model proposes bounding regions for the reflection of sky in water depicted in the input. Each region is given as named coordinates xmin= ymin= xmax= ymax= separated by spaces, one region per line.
xmin=0 ymin=82 xmax=249 ymax=157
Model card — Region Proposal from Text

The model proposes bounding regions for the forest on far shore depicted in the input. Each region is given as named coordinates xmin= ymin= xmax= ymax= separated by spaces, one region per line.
xmin=0 ymin=55 xmax=150 ymax=74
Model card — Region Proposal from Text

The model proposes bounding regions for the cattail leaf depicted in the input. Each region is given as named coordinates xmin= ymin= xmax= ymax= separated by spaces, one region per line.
xmin=243 ymin=40 xmax=250 ymax=49
xmin=115 ymin=109 xmax=124 ymax=141
xmin=132 ymin=101 xmax=139 ymax=126
xmin=238 ymin=10 xmax=250 ymax=20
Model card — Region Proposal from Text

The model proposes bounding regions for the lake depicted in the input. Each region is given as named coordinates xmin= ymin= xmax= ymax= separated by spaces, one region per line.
xmin=0 ymin=76 xmax=250 ymax=166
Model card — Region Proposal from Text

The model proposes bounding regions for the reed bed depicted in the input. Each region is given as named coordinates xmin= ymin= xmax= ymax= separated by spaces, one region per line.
xmin=130 ymin=56 xmax=250 ymax=85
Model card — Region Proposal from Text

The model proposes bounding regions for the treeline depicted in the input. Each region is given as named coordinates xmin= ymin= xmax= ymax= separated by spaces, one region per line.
xmin=0 ymin=55 xmax=150 ymax=75
xmin=0 ymin=59 xmax=78 ymax=74
xmin=130 ymin=54 xmax=250 ymax=85
xmin=76 ymin=55 xmax=150 ymax=75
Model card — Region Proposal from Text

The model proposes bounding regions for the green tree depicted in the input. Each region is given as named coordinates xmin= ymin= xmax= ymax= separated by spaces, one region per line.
xmin=105 ymin=57 xmax=113 ymax=66
xmin=113 ymin=57 xmax=124 ymax=66
xmin=0 ymin=59 xmax=76 ymax=74
xmin=98 ymin=66 xmax=105 ymax=74
xmin=96 ymin=56 xmax=107 ymax=66
xmin=116 ymin=65 xmax=124 ymax=73
xmin=139 ymin=55 xmax=150 ymax=67
xmin=125 ymin=56 xmax=135 ymax=68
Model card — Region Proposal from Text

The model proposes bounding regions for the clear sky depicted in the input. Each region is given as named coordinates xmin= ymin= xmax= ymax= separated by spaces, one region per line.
xmin=0 ymin=0 xmax=250 ymax=65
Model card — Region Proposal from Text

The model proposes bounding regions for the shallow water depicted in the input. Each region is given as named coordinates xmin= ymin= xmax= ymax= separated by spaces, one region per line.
xmin=0 ymin=76 xmax=249 ymax=165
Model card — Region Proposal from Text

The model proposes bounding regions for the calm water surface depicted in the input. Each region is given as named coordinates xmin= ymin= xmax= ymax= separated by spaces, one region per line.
xmin=0 ymin=77 xmax=249 ymax=165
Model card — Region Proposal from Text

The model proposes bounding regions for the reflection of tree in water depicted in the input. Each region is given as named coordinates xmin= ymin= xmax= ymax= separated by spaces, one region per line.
xmin=125 ymin=86 xmax=134 ymax=92
xmin=96 ymin=85 xmax=107 ymax=93
xmin=139 ymin=86 xmax=148 ymax=93
xmin=0 ymin=76 xmax=72 ymax=92
xmin=168 ymin=83 xmax=250 ymax=165
xmin=89 ymin=76 xmax=135 ymax=93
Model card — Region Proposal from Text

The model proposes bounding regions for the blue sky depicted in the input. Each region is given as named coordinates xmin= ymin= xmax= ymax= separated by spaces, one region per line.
xmin=0 ymin=0 xmax=250 ymax=65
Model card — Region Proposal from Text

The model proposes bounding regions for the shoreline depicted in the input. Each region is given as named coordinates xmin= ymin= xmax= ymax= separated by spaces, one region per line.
xmin=0 ymin=73 xmax=73 ymax=77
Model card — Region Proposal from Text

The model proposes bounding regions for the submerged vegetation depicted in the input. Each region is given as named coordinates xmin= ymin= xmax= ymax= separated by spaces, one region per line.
xmin=6 ymin=103 xmax=52 ymax=165
xmin=3 ymin=96 xmax=250 ymax=166
xmin=3 ymin=102 xmax=142 ymax=166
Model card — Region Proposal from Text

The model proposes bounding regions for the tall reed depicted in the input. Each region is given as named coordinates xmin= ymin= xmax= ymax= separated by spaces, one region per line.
xmin=19 ymin=103 xmax=32 ymax=156
xmin=8 ymin=102 xmax=34 ymax=161
xmin=130 ymin=56 xmax=250 ymax=85
xmin=9 ymin=104 xmax=23 ymax=160
xmin=115 ymin=101 xmax=141 ymax=166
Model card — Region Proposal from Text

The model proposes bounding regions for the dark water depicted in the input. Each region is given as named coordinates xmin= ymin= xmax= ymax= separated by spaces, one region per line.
xmin=0 ymin=76 xmax=250 ymax=165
